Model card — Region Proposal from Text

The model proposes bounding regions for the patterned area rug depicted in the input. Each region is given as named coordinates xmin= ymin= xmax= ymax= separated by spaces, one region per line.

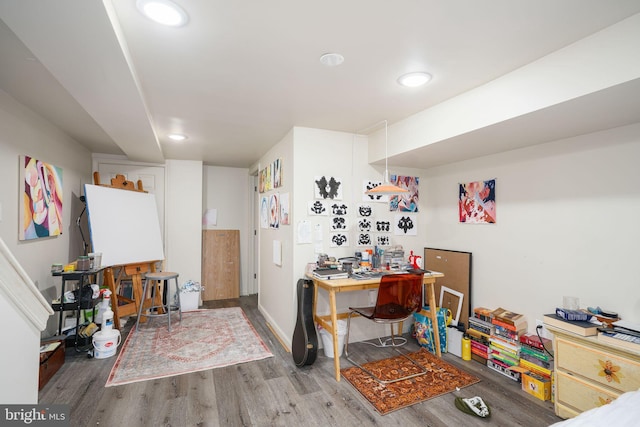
xmin=106 ymin=307 xmax=273 ymax=387
xmin=341 ymin=349 xmax=480 ymax=415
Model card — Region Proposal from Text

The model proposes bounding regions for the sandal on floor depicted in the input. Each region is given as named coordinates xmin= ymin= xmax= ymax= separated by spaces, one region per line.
xmin=455 ymin=396 xmax=491 ymax=418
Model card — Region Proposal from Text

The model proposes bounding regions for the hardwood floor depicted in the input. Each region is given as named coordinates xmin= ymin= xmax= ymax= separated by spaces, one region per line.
xmin=39 ymin=295 xmax=563 ymax=426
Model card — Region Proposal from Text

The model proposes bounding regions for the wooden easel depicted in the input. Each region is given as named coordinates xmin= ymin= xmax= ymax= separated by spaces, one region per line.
xmin=93 ymin=172 xmax=163 ymax=329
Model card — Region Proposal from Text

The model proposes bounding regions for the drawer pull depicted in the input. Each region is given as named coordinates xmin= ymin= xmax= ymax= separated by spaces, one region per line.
xmin=597 ymin=359 xmax=622 ymax=384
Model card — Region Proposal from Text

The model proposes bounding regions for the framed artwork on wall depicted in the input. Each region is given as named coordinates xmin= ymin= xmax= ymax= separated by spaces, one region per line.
xmin=19 ymin=155 xmax=63 ymax=240
xmin=459 ymin=178 xmax=496 ymax=224
xmin=389 ymin=175 xmax=419 ymax=212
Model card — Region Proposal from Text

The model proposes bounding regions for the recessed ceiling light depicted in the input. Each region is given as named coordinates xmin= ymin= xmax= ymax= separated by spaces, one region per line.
xmin=397 ymin=72 xmax=432 ymax=88
xmin=320 ymin=53 xmax=345 ymax=67
xmin=168 ymin=133 xmax=188 ymax=141
xmin=136 ymin=0 xmax=189 ymax=27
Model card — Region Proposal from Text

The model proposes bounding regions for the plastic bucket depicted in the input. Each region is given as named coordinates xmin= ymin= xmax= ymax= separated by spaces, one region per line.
xmin=318 ymin=320 xmax=347 ymax=358
xmin=92 ymin=329 xmax=121 ymax=359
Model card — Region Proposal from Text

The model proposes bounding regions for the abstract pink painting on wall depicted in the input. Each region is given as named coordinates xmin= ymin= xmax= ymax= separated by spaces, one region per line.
xmin=459 ymin=179 xmax=496 ymax=224
xmin=389 ymin=175 xmax=419 ymax=212
xmin=19 ymin=155 xmax=63 ymax=240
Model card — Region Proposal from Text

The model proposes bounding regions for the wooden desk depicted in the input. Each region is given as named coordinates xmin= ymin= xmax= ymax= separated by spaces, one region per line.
xmin=312 ymin=271 xmax=444 ymax=381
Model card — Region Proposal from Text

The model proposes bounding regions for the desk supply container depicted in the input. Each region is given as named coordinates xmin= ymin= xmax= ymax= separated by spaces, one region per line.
xmin=77 ymin=256 xmax=90 ymax=271
xmin=88 ymin=252 xmax=102 ymax=269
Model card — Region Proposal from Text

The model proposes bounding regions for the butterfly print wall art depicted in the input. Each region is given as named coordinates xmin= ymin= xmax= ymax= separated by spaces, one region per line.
xmin=308 ymin=200 xmax=328 ymax=215
xmin=315 ymin=176 xmax=343 ymax=200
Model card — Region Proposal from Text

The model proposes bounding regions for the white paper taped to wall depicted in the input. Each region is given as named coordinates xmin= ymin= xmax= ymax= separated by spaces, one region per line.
xmin=203 ymin=208 xmax=217 ymax=227
xmin=314 ymin=223 xmax=323 ymax=253
xmin=297 ymin=220 xmax=312 ymax=244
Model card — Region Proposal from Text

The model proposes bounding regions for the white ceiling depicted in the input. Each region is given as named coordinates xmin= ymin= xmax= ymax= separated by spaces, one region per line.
xmin=1 ymin=1 xmax=640 ymax=168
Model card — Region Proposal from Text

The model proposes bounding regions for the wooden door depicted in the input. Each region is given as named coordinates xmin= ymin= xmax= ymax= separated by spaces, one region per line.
xmin=202 ymin=230 xmax=240 ymax=300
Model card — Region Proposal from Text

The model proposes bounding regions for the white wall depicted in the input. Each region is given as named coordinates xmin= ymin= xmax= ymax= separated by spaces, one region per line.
xmin=423 ymin=123 xmax=640 ymax=330
xmin=260 ymin=123 xmax=640 ymax=349
xmin=0 ymin=294 xmax=41 ymax=403
xmin=257 ymin=130 xmax=294 ymax=345
xmin=258 ymin=127 xmax=438 ymax=349
xmin=293 ymin=127 xmax=433 ymax=343
xmin=0 ymin=91 xmax=92 ymax=402
xmin=0 ymin=91 xmax=93 ymax=336
xmin=165 ymin=160 xmax=203 ymax=288
xmin=202 ymin=165 xmax=251 ymax=295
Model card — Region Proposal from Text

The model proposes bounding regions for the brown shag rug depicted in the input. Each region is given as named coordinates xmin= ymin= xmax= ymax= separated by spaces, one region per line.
xmin=341 ymin=349 xmax=480 ymax=415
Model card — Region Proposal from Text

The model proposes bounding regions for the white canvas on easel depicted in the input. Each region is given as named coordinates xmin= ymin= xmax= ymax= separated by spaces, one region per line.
xmin=84 ymin=184 xmax=164 ymax=267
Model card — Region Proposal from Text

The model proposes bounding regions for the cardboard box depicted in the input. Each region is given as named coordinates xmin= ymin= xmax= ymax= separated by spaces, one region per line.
xmin=39 ymin=340 xmax=65 ymax=390
xmin=522 ymin=372 xmax=551 ymax=401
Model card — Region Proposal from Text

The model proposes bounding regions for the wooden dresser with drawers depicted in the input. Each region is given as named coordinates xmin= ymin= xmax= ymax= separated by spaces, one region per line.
xmin=547 ymin=325 xmax=640 ymax=419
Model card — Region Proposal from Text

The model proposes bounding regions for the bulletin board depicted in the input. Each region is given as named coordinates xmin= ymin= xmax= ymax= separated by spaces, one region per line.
xmin=424 ymin=248 xmax=472 ymax=329
xmin=84 ymin=184 xmax=164 ymax=267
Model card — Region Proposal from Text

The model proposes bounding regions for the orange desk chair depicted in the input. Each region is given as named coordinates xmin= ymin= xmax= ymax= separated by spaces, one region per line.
xmin=344 ymin=272 xmax=426 ymax=383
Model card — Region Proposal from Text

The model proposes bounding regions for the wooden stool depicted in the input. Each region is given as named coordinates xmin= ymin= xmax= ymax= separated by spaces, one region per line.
xmin=136 ymin=271 xmax=182 ymax=332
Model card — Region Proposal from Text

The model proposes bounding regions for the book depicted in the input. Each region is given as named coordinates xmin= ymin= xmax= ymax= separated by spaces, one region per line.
xmin=473 ymin=307 xmax=493 ymax=323
xmin=520 ymin=358 xmax=552 ymax=378
xmin=520 ymin=334 xmax=553 ymax=353
xmin=543 ymin=313 xmax=599 ymax=336
xmin=494 ymin=324 xmax=525 ymax=340
xmin=489 ymin=350 xmax=519 ymax=367
xmin=471 ymin=346 xmax=489 ymax=358
xmin=520 ymin=345 xmax=553 ymax=363
xmin=597 ymin=331 xmax=640 ymax=351
xmin=469 ymin=317 xmax=495 ymax=335
xmin=471 ymin=340 xmax=489 ymax=353
xmin=40 ymin=341 xmax=61 ymax=353
xmin=520 ymin=352 xmax=553 ymax=371
xmin=487 ymin=359 xmax=522 ymax=381
xmin=490 ymin=336 xmax=521 ymax=353
xmin=612 ymin=319 xmax=640 ymax=333
xmin=312 ymin=268 xmax=348 ymax=280
xmin=492 ymin=317 xmax=528 ymax=333
xmin=492 ymin=307 xmax=527 ymax=330
xmin=467 ymin=328 xmax=491 ymax=345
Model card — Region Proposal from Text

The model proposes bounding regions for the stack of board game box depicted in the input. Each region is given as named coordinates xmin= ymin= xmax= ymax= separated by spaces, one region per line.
xmin=468 ymin=307 xmax=494 ymax=364
xmin=487 ymin=307 xmax=528 ymax=382
xmin=519 ymin=333 xmax=554 ymax=400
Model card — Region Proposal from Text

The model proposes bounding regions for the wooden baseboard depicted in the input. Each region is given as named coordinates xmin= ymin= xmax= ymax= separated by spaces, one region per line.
xmin=266 ymin=321 xmax=290 ymax=353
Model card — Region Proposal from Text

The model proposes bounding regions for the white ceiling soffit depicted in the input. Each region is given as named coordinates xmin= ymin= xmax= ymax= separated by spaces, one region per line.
xmin=1 ymin=2 xmax=640 ymax=168
xmin=389 ymin=78 xmax=640 ymax=169
xmin=0 ymin=0 xmax=163 ymax=163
